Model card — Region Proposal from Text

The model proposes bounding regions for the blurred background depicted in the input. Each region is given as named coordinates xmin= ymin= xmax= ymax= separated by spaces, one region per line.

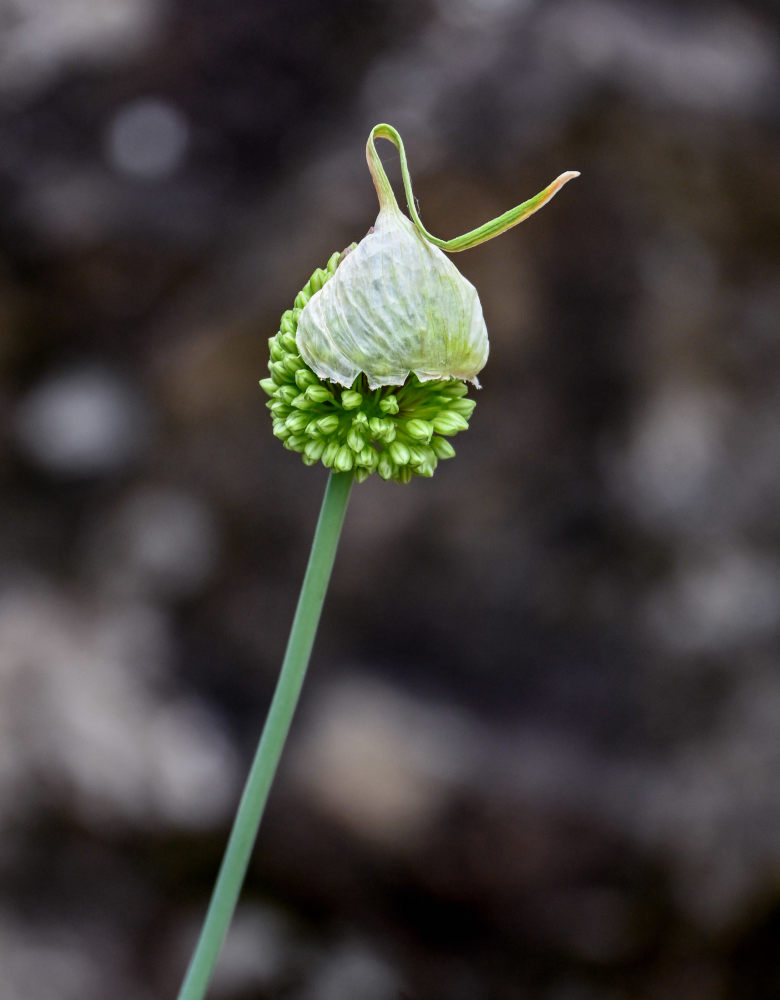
xmin=0 ymin=0 xmax=779 ymax=997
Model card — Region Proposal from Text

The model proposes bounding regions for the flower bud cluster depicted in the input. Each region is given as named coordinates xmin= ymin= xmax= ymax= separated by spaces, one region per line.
xmin=261 ymin=253 xmax=476 ymax=483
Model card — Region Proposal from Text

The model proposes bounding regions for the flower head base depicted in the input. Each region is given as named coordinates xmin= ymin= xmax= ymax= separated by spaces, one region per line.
xmin=261 ymin=252 xmax=475 ymax=483
xmin=263 ymin=124 xmax=577 ymax=483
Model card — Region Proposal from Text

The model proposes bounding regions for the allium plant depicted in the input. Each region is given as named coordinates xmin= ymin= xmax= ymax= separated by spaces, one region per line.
xmin=177 ymin=124 xmax=577 ymax=1000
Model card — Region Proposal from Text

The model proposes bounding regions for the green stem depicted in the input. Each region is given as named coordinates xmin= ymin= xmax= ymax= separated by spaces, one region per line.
xmin=177 ymin=470 xmax=354 ymax=1000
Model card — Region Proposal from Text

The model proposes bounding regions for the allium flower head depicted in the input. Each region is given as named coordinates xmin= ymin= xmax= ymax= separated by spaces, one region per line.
xmin=262 ymin=124 xmax=577 ymax=482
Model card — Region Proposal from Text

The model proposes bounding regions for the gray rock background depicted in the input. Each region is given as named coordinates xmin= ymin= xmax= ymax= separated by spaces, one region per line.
xmin=1 ymin=0 xmax=779 ymax=997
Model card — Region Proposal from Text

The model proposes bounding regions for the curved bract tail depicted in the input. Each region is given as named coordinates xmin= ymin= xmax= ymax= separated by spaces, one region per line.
xmin=366 ymin=122 xmax=579 ymax=253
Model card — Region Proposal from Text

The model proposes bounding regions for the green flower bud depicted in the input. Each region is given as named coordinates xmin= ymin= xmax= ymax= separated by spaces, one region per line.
xmin=389 ymin=440 xmax=411 ymax=466
xmin=346 ymin=427 xmax=365 ymax=453
xmin=368 ymin=416 xmax=388 ymax=439
xmin=305 ymin=385 xmax=333 ymax=404
xmin=276 ymin=385 xmax=299 ymax=405
xmin=295 ymin=369 xmax=319 ymax=391
xmin=415 ymin=458 xmax=436 ymax=478
xmin=340 ymin=390 xmax=363 ymax=410
xmin=269 ymin=361 xmax=289 ymax=383
xmin=358 ymin=446 xmax=378 ymax=469
xmin=284 ymin=411 xmax=310 ymax=435
xmin=449 ymin=398 xmax=477 ymax=419
xmin=404 ymin=418 xmax=434 ymax=443
xmin=304 ymin=439 xmax=325 ymax=462
xmin=280 ymin=332 xmax=297 ymax=354
xmin=379 ymin=395 xmax=399 ymax=415
xmin=408 ymin=444 xmax=434 ymax=467
xmin=316 ymin=414 xmax=340 ymax=436
xmin=377 ymin=453 xmax=395 ymax=480
xmin=259 ymin=377 xmax=277 ymax=396
xmin=431 ymin=411 xmax=469 ymax=435
xmin=334 ymin=445 xmax=354 ymax=473
xmin=431 ymin=436 xmax=456 ymax=460
xmin=322 ymin=440 xmax=340 ymax=467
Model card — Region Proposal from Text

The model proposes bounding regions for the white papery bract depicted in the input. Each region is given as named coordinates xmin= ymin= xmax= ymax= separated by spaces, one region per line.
xmin=296 ymin=207 xmax=489 ymax=390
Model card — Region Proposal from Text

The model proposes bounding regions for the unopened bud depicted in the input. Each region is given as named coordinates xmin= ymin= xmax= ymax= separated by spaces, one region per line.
xmin=379 ymin=395 xmax=399 ymax=415
xmin=304 ymin=439 xmax=325 ymax=462
xmin=431 ymin=436 xmax=456 ymax=460
xmin=389 ymin=440 xmax=411 ymax=466
xmin=305 ymin=385 xmax=333 ymax=404
xmin=347 ymin=427 xmax=365 ymax=453
xmin=317 ymin=414 xmax=340 ymax=436
xmin=404 ymin=418 xmax=434 ymax=443
xmin=341 ymin=390 xmax=363 ymax=410
xmin=334 ymin=445 xmax=354 ymax=472
xmin=432 ymin=411 xmax=469 ymax=435
xmin=259 ymin=377 xmax=277 ymax=396
xmin=295 ymin=369 xmax=318 ymax=391
xmin=285 ymin=411 xmax=310 ymax=435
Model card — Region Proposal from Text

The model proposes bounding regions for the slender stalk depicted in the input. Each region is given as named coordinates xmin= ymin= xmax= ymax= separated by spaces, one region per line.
xmin=177 ymin=470 xmax=353 ymax=1000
